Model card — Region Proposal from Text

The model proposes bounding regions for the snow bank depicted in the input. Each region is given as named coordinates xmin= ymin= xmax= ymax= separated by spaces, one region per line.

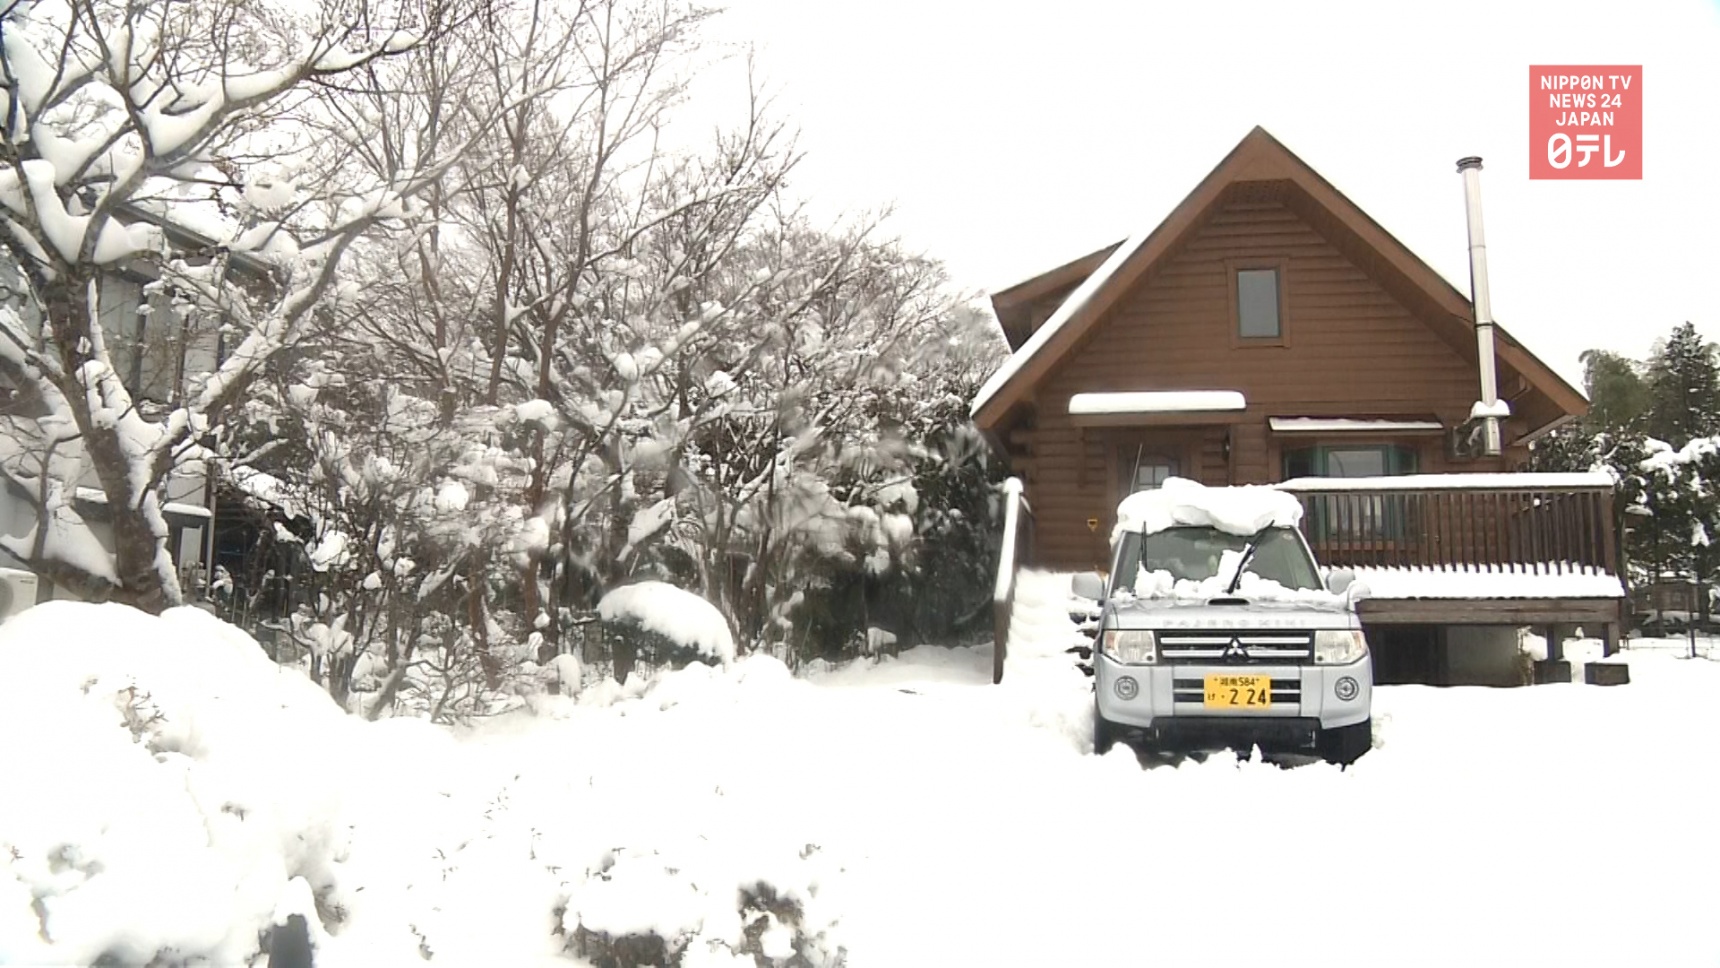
xmin=0 ymin=603 xmax=351 ymax=966
xmin=4 ymin=593 xmax=1720 ymax=967
xmin=598 ymin=581 xmax=736 ymax=663
xmin=1113 ymin=476 xmax=1303 ymax=544
xmin=0 ymin=606 xmax=840 ymax=966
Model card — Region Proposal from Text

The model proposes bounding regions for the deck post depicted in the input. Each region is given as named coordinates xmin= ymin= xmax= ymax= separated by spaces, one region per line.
xmin=1601 ymin=622 xmax=1620 ymax=658
xmin=1543 ymin=624 xmax=1563 ymax=663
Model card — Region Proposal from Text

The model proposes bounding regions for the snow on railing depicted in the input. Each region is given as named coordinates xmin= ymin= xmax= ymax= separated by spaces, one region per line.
xmin=992 ymin=477 xmax=1031 ymax=684
xmin=1276 ymin=472 xmax=1616 ymax=492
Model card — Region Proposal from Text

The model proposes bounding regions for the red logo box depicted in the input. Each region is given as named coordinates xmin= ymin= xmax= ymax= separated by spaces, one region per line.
xmin=1529 ymin=66 xmax=1641 ymax=179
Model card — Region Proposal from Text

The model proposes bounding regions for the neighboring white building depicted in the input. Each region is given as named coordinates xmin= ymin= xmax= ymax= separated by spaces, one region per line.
xmin=0 ymin=214 xmax=244 ymax=607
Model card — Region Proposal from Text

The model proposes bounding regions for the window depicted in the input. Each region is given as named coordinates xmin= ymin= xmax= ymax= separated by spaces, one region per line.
xmin=1132 ymin=459 xmax=1177 ymax=492
xmin=1120 ymin=446 xmax=1180 ymax=498
xmin=1283 ymin=444 xmax=1417 ymax=479
xmin=1236 ymin=268 xmax=1280 ymax=339
xmin=1113 ymin=526 xmax=1322 ymax=595
xmin=1284 ymin=444 xmax=1418 ymax=542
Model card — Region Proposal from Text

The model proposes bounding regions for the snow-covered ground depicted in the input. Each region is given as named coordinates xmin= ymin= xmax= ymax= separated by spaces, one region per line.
xmin=3 ymin=574 xmax=1719 ymax=967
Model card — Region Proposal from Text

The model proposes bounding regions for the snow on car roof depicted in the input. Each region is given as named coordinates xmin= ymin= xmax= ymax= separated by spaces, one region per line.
xmin=1113 ymin=477 xmax=1304 ymax=545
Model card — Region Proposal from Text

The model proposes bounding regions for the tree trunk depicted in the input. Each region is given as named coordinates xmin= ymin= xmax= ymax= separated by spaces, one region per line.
xmin=43 ymin=272 xmax=180 ymax=613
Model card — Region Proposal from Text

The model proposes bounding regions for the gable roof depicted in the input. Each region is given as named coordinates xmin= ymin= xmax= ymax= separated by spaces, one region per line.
xmin=970 ymin=126 xmax=1588 ymax=438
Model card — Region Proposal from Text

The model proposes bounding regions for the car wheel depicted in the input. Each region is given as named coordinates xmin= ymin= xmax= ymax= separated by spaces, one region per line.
xmin=1317 ymin=718 xmax=1372 ymax=766
xmin=1094 ymin=706 xmax=1118 ymax=755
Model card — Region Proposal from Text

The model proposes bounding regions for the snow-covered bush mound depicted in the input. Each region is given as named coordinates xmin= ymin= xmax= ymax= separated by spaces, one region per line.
xmin=1112 ymin=476 xmax=1303 ymax=544
xmin=599 ymin=581 xmax=736 ymax=663
xmin=0 ymin=603 xmax=354 ymax=966
xmin=0 ymin=605 xmax=841 ymax=966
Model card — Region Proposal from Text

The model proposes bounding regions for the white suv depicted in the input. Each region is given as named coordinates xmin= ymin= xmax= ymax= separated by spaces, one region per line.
xmin=1076 ymin=517 xmax=1373 ymax=765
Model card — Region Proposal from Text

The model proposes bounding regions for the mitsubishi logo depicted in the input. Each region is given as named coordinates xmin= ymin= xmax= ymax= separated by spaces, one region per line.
xmin=1223 ymin=637 xmax=1248 ymax=659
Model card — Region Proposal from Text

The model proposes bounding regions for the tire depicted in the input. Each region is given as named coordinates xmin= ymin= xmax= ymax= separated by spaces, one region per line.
xmin=1094 ymin=706 xmax=1118 ymax=755
xmin=1317 ymin=718 xmax=1373 ymax=766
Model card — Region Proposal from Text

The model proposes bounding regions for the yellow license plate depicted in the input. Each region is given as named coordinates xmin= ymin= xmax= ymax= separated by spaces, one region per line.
xmin=1204 ymin=674 xmax=1272 ymax=709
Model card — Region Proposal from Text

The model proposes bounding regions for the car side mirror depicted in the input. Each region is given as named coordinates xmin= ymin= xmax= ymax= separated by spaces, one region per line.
xmin=1071 ymin=572 xmax=1106 ymax=601
xmin=1325 ymin=568 xmax=1356 ymax=596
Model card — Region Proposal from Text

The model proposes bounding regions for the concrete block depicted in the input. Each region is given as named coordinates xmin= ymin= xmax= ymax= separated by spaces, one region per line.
xmin=1584 ymin=662 xmax=1631 ymax=686
xmin=1533 ymin=659 xmax=1572 ymax=684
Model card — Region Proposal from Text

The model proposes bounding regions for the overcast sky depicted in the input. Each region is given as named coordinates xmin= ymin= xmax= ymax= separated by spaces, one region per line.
xmin=693 ymin=0 xmax=1720 ymax=389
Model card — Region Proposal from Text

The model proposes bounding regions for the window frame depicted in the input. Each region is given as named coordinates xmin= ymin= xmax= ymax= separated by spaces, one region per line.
xmin=1227 ymin=258 xmax=1289 ymax=347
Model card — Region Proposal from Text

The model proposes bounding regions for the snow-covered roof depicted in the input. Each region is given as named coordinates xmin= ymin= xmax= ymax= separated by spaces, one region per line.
xmin=1277 ymin=472 xmax=1616 ymax=492
xmin=1113 ymin=477 xmax=1303 ymax=544
xmin=971 ymin=230 xmax=1155 ymax=419
xmin=1069 ymin=390 xmax=1246 ymax=416
xmin=1348 ymin=565 xmax=1624 ymax=600
xmin=968 ymin=128 xmax=1590 ymax=437
xmin=1268 ymin=417 xmax=1443 ymax=434
xmin=73 ymin=486 xmax=211 ymax=520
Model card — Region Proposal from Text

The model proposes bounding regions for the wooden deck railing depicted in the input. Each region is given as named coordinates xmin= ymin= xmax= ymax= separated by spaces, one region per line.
xmin=992 ymin=477 xmax=1033 ymax=684
xmin=1277 ymin=475 xmax=1621 ymax=577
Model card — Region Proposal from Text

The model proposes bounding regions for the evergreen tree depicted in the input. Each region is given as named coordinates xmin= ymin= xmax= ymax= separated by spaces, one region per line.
xmin=1644 ymin=323 xmax=1720 ymax=446
xmin=1580 ymin=349 xmax=1650 ymax=433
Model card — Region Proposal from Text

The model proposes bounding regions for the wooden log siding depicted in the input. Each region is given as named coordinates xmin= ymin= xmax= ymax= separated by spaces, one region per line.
xmin=1287 ymin=485 xmax=1620 ymax=575
xmin=1016 ymin=196 xmax=1519 ymax=570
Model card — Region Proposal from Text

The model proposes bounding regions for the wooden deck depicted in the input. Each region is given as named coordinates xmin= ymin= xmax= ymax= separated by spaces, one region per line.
xmin=1278 ymin=474 xmax=1627 ymax=632
xmin=1280 ymin=474 xmax=1618 ymax=575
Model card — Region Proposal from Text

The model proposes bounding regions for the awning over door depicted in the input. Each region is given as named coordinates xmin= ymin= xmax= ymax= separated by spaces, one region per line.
xmin=1067 ymin=391 xmax=1246 ymax=427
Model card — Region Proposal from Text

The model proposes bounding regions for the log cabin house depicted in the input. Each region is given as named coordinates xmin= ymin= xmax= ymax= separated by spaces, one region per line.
xmin=980 ymin=127 xmax=1626 ymax=686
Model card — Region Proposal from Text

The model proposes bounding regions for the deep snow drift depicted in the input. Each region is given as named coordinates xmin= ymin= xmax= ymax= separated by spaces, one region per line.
xmin=3 ymin=581 xmax=1718 ymax=967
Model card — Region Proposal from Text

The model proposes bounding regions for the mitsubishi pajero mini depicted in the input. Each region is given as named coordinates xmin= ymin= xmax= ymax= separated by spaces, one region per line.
xmin=1073 ymin=478 xmax=1373 ymax=765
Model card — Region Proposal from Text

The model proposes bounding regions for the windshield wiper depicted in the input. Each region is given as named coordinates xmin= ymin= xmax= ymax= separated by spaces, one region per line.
xmin=1223 ymin=528 xmax=1269 ymax=595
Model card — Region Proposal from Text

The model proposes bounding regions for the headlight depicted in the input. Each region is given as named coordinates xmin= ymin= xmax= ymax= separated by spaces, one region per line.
xmin=1314 ymin=629 xmax=1368 ymax=665
xmin=1102 ymin=629 xmax=1156 ymax=664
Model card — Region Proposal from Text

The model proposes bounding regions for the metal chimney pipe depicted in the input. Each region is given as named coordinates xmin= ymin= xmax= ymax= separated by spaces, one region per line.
xmin=1457 ymin=156 xmax=1503 ymax=457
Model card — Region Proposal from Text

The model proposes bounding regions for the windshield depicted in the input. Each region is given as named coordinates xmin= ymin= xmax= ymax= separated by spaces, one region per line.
xmin=1112 ymin=525 xmax=1321 ymax=595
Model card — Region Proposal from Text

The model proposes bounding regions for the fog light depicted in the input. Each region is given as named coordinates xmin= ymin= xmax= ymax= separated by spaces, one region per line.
xmin=1335 ymin=676 xmax=1359 ymax=701
xmin=1115 ymin=676 xmax=1140 ymax=701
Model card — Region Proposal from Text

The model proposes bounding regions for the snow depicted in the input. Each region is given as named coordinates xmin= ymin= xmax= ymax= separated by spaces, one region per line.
xmin=513 ymin=399 xmax=558 ymax=428
xmin=1268 ymin=417 xmax=1444 ymax=433
xmin=1470 ymin=399 xmax=1513 ymax=420
xmin=71 ymin=486 xmax=210 ymax=520
xmin=625 ymin=498 xmax=676 ymax=554
xmin=597 ymin=581 xmax=736 ymax=663
xmin=971 ymin=226 xmax=1154 ymax=417
xmin=1277 ymin=471 xmax=1617 ymax=491
xmin=1130 ymin=556 xmax=1350 ymax=606
xmin=1067 ymin=389 xmax=1246 ymax=415
xmin=10 ymin=588 xmax=1720 ymax=962
xmin=1113 ymin=476 xmax=1303 ymax=544
xmin=992 ymin=477 xmax=1027 ymax=602
xmin=1344 ymin=564 xmax=1625 ymax=599
xmin=434 ymin=480 xmax=470 ymax=513
xmin=3 ymin=591 xmax=1720 ymax=966
xmin=229 ymin=467 xmax=299 ymax=517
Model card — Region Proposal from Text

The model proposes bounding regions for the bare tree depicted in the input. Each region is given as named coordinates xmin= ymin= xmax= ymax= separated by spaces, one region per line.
xmin=0 ymin=0 xmax=494 ymax=610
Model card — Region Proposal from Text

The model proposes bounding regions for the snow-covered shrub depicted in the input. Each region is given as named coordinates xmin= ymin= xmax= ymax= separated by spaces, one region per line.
xmin=595 ymin=581 xmax=735 ymax=682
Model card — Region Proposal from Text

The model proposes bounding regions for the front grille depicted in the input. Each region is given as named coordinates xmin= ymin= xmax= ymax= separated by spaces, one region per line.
xmin=1173 ymin=676 xmax=1301 ymax=707
xmin=1156 ymin=630 xmax=1314 ymax=664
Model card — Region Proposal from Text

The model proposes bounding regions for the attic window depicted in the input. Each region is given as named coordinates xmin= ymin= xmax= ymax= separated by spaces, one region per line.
xmin=1235 ymin=267 xmax=1281 ymax=339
